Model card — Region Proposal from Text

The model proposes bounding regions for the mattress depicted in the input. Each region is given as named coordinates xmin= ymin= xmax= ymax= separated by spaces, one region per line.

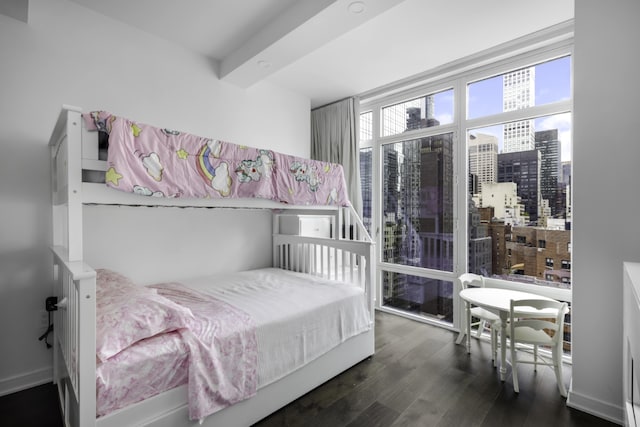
xmin=96 ymin=267 xmax=371 ymax=417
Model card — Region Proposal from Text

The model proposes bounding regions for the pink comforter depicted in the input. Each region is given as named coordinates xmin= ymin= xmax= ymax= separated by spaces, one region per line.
xmin=84 ymin=111 xmax=350 ymax=206
xmin=96 ymin=282 xmax=258 ymax=421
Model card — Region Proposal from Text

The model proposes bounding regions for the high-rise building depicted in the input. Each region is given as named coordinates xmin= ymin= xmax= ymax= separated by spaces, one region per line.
xmin=468 ymin=133 xmax=499 ymax=193
xmin=382 ymin=95 xmax=436 ymax=136
xmin=562 ymin=161 xmax=572 ymax=186
xmin=502 ymin=67 xmax=535 ymax=153
xmin=469 ymin=198 xmax=492 ymax=275
xmin=416 ymin=136 xmax=454 ymax=272
xmin=498 ymin=149 xmax=541 ymax=223
xmin=535 ymin=129 xmax=561 ymax=216
xmin=486 ymin=220 xmax=511 ymax=276
xmin=359 ymin=148 xmax=372 ymax=233
xmin=562 ymin=161 xmax=572 ymax=225
xmin=382 ymin=147 xmax=399 ymax=218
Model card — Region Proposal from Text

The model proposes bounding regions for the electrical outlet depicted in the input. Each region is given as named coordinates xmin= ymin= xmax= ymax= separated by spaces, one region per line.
xmin=40 ymin=310 xmax=49 ymax=329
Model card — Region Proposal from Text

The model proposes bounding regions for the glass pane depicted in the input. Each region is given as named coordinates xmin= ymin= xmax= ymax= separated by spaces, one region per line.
xmin=382 ymin=89 xmax=454 ymax=137
xmin=360 ymin=111 xmax=373 ymax=141
xmin=382 ymin=271 xmax=453 ymax=323
xmin=467 ymin=113 xmax=571 ymax=287
xmin=382 ymin=133 xmax=454 ymax=271
xmin=467 ymin=56 xmax=571 ymax=119
xmin=359 ymin=147 xmax=372 ymax=235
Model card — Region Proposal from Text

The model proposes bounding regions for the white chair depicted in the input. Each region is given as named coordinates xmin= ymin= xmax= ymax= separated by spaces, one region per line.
xmin=507 ymin=298 xmax=569 ymax=397
xmin=459 ymin=273 xmax=501 ymax=367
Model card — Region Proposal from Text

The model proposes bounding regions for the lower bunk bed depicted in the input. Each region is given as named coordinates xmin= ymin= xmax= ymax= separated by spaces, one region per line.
xmin=48 ymin=106 xmax=375 ymax=426
xmin=52 ymin=249 xmax=374 ymax=427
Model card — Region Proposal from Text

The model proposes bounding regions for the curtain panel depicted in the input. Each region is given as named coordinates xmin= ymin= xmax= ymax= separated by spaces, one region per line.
xmin=310 ymin=97 xmax=362 ymax=216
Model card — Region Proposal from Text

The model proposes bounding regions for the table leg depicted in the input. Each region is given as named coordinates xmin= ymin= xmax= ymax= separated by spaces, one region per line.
xmin=466 ymin=302 xmax=471 ymax=353
xmin=500 ymin=312 xmax=508 ymax=381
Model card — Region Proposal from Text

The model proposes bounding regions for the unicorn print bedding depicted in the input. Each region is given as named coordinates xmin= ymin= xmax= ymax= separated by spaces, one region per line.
xmin=83 ymin=111 xmax=350 ymax=206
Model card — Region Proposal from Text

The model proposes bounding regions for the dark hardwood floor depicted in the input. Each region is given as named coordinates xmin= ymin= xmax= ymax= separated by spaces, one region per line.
xmin=0 ymin=381 xmax=62 ymax=427
xmin=253 ymin=311 xmax=617 ymax=427
xmin=0 ymin=311 xmax=618 ymax=427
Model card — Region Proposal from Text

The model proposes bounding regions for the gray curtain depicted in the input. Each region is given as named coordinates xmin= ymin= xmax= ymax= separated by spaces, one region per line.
xmin=310 ymin=97 xmax=362 ymax=216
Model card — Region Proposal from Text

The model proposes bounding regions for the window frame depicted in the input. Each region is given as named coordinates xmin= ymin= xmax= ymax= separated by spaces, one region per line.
xmin=359 ymin=31 xmax=573 ymax=333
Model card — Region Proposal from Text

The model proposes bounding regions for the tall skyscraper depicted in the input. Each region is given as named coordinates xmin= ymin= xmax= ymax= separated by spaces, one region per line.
xmin=502 ymin=67 xmax=535 ymax=153
xmin=498 ymin=149 xmax=541 ymax=223
xmin=468 ymin=133 xmax=499 ymax=193
xmin=359 ymin=148 xmax=372 ymax=233
xmin=382 ymin=147 xmax=399 ymax=220
xmin=382 ymin=95 xmax=436 ymax=136
xmin=535 ymin=129 xmax=561 ymax=216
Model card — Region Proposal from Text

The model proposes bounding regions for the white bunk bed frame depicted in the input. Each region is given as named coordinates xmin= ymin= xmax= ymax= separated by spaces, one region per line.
xmin=48 ymin=105 xmax=375 ymax=427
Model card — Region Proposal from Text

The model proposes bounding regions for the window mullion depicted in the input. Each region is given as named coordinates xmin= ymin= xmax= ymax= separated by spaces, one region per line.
xmin=466 ymin=100 xmax=572 ymax=130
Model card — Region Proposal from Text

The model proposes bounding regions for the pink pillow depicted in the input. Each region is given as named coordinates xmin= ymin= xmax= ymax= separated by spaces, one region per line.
xmin=95 ymin=269 xmax=194 ymax=362
xmin=96 ymin=268 xmax=139 ymax=298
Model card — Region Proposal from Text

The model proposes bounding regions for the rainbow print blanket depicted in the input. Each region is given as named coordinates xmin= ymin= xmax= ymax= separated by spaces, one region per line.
xmin=84 ymin=111 xmax=350 ymax=207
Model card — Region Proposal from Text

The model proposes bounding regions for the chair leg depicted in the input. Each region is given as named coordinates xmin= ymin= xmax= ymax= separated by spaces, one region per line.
xmin=475 ymin=320 xmax=484 ymax=338
xmin=511 ymin=341 xmax=519 ymax=393
xmin=533 ymin=345 xmax=538 ymax=372
xmin=553 ymin=346 xmax=568 ymax=397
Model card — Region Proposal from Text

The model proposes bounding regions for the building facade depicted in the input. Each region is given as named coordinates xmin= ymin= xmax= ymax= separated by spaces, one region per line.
xmin=502 ymin=67 xmax=536 ymax=153
xmin=468 ymin=133 xmax=499 ymax=194
xmin=497 ymin=149 xmax=541 ymax=223
xmin=535 ymin=129 xmax=562 ymax=217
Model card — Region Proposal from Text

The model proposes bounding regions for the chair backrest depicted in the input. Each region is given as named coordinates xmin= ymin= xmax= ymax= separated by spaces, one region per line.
xmin=509 ymin=298 xmax=569 ymax=344
xmin=458 ymin=273 xmax=484 ymax=289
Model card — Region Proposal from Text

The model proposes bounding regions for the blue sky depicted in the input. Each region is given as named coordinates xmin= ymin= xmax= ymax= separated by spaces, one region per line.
xmin=431 ymin=56 xmax=572 ymax=161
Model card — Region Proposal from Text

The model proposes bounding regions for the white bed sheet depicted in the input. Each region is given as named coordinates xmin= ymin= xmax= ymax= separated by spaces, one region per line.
xmin=179 ymin=267 xmax=371 ymax=387
xmin=97 ymin=267 xmax=371 ymax=417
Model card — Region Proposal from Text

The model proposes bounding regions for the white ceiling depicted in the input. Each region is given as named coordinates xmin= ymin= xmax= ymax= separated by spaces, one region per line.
xmin=67 ymin=0 xmax=574 ymax=108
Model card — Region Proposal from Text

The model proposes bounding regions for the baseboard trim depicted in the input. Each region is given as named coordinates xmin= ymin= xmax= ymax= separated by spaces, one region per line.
xmin=0 ymin=367 xmax=53 ymax=397
xmin=566 ymin=385 xmax=624 ymax=425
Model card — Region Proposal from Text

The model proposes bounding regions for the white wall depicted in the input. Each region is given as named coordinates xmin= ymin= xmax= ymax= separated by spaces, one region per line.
xmin=569 ymin=0 xmax=640 ymax=423
xmin=82 ymin=205 xmax=274 ymax=285
xmin=0 ymin=0 xmax=310 ymax=395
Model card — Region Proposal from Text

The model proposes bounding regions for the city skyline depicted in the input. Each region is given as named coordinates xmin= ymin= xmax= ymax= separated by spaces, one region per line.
xmin=382 ymin=56 xmax=572 ymax=162
xmin=468 ymin=56 xmax=572 ymax=161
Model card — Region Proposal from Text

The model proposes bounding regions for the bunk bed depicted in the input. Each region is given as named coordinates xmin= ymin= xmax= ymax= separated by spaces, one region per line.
xmin=48 ymin=105 xmax=375 ymax=427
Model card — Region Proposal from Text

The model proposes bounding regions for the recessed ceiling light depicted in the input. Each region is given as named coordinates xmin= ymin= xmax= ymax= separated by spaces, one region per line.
xmin=348 ymin=1 xmax=366 ymax=14
xmin=257 ymin=60 xmax=271 ymax=69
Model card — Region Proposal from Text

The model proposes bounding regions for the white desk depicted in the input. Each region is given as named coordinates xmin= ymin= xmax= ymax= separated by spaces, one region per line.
xmin=459 ymin=287 xmax=558 ymax=380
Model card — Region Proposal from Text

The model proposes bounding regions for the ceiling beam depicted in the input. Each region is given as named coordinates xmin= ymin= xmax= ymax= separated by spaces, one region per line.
xmin=220 ymin=0 xmax=405 ymax=88
xmin=0 ymin=0 xmax=29 ymax=23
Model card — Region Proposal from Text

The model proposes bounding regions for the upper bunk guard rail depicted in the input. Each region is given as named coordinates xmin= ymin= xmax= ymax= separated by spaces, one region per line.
xmin=50 ymin=245 xmax=97 ymax=427
xmin=51 ymin=105 xmax=372 ymax=249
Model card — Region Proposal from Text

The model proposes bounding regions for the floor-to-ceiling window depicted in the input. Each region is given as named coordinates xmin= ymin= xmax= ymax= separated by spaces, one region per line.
xmin=359 ymin=32 xmax=573 ymax=340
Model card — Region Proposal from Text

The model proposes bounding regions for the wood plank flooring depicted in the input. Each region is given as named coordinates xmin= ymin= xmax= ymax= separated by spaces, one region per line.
xmin=0 ymin=311 xmax=617 ymax=427
xmin=253 ymin=311 xmax=617 ymax=427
